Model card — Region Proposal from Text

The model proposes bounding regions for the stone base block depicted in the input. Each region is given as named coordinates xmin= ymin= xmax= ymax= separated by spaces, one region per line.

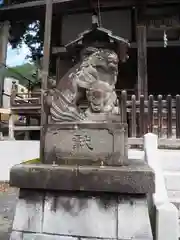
xmin=10 ymin=159 xmax=155 ymax=194
xmin=10 ymin=190 xmax=153 ymax=240
xmin=44 ymin=122 xmax=128 ymax=166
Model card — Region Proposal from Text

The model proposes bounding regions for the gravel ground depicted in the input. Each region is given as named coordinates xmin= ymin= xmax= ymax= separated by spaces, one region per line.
xmin=0 ymin=183 xmax=18 ymax=240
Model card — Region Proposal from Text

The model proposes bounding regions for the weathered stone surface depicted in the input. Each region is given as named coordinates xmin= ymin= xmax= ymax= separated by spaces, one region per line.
xmin=0 ymin=185 xmax=18 ymax=240
xmin=44 ymin=123 xmax=128 ymax=166
xmin=23 ymin=234 xmax=78 ymax=240
xmin=43 ymin=192 xmax=117 ymax=238
xmin=12 ymin=190 xmax=43 ymax=233
xmin=155 ymin=202 xmax=179 ymax=240
xmin=118 ymin=197 xmax=153 ymax=239
xmin=10 ymin=190 xmax=153 ymax=240
xmin=10 ymin=159 xmax=155 ymax=194
xmin=10 ymin=231 xmax=23 ymax=240
xmin=11 ymin=232 xmax=78 ymax=240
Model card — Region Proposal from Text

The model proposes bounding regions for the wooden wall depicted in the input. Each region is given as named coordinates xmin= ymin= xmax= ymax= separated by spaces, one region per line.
xmin=51 ymin=7 xmax=180 ymax=97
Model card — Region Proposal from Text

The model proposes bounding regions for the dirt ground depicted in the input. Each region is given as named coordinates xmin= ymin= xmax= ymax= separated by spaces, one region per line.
xmin=0 ymin=183 xmax=18 ymax=240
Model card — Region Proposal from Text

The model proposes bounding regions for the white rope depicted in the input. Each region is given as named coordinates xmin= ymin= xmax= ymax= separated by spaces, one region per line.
xmin=164 ymin=30 xmax=168 ymax=48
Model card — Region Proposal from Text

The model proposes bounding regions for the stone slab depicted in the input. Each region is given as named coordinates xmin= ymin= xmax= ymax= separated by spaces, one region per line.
xmin=10 ymin=190 xmax=153 ymax=240
xmin=10 ymin=233 xmax=153 ymax=240
xmin=10 ymin=232 xmax=78 ymax=240
xmin=118 ymin=197 xmax=153 ymax=239
xmin=10 ymin=231 xmax=23 ymax=240
xmin=12 ymin=190 xmax=43 ymax=233
xmin=11 ymin=232 xmax=152 ymax=240
xmin=10 ymin=159 xmax=155 ymax=194
xmin=156 ymin=203 xmax=179 ymax=240
xmin=43 ymin=192 xmax=117 ymax=238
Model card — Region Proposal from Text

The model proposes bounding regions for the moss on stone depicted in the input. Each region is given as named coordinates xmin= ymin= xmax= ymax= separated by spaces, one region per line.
xmin=22 ymin=158 xmax=40 ymax=164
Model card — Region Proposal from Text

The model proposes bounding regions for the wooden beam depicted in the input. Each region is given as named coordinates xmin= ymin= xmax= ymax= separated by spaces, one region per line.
xmin=52 ymin=46 xmax=66 ymax=54
xmin=131 ymin=40 xmax=180 ymax=48
xmin=0 ymin=0 xmax=131 ymax=11
xmin=137 ymin=25 xmax=148 ymax=100
xmin=14 ymin=126 xmax=41 ymax=131
xmin=1 ymin=0 xmax=180 ymax=11
xmin=0 ymin=0 xmax=136 ymax=11
xmin=40 ymin=0 xmax=52 ymax=162
xmin=0 ymin=0 xmax=73 ymax=11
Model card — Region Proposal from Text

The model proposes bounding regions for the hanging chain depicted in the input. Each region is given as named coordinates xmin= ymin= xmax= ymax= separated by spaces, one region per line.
xmin=163 ymin=30 xmax=168 ymax=48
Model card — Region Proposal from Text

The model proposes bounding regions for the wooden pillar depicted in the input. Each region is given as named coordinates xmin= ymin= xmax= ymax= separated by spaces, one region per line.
xmin=137 ymin=25 xmax=148 ymax=100
xmin=0 ymin=21 xmax=9 ymax=64
xmin=0 ymin=21 xmax=9 ymax=134
xmin=9 ymin=81 xmax=16 ymax=139
xmin=56 ymin=58 xmax=73 ymax=85
xmin=8 ymin=113 xmax=14 ymax=140
xmin=50 ymin=17 xmax=61 ymax=76
xmin=0 ymin=21 xmax=9 ymax=106
xmin=40 ymin=0 xmax=52 ymax=161
xmin=24 ymin=117 xmax=30 ymax=140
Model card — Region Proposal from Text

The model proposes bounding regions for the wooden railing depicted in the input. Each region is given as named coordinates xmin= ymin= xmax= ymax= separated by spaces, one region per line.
xmin=9 ymin=84 xmax=180 ymax=147
xmin=10 ymin=92 xmax=41 ymax=107
xmin=10 ymin=82 xmax=41 ymax=109
xmin=10 ymin=87 xmax=180 ymax=138
xmin=120 ymin=91 xmax=180 ymax=148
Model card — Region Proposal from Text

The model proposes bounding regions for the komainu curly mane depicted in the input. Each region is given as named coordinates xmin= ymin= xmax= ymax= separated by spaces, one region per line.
xmin=50 ymin=48 xmax=119 ymax=122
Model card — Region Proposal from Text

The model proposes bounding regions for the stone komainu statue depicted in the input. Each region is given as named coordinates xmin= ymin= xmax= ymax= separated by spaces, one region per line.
xmin=49 ymin=47 xmax=120 ymax=122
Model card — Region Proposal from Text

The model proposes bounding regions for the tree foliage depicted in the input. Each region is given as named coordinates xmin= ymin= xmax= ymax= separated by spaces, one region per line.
xmin=23 ymin=21 xmax=44 ymax=61
xmin=9 ymin=20 xmax=44 ymax=61
xmin=7 ymin=0 xmax=44 ymax=60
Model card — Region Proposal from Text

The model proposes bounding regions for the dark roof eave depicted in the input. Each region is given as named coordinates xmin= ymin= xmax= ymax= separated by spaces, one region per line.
xmin=65 ymin=27 xmax=130 ymax=48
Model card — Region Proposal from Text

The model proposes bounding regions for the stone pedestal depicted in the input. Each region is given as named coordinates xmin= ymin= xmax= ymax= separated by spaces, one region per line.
xmin=9 ymin=159 xmax=154 ymax=240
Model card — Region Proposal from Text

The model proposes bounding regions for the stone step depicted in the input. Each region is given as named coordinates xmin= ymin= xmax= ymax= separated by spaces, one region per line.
xmin=163 ymin=171 xmax=180 ymax=191
xmin=166 ymin=191 xmax=180 ymax=238
xmin=159 ymin=149 xmax=180 ymax=171
xmin=168 ymin=190 xmax=180 ymax=201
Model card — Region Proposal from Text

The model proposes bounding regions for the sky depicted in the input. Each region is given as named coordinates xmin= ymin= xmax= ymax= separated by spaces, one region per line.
xmin=6 ymin=43 xmax=30 ymax=67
